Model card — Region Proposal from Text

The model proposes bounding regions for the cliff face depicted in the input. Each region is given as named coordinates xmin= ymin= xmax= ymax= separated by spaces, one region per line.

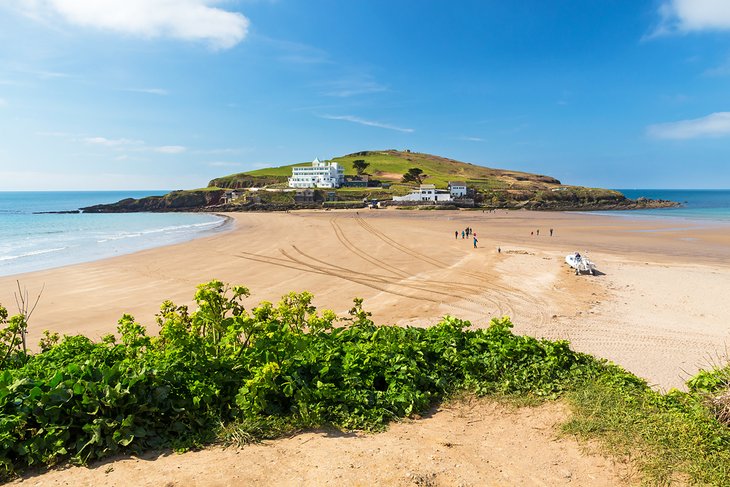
xmin=81 ymin=189 xmax=225 ymax=213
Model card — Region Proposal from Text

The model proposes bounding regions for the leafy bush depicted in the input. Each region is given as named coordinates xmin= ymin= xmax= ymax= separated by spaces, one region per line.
xmin=0 ymin=282 xmax=605 ymax=477
xmin=1 ymin=282 xmax=729 ymax=485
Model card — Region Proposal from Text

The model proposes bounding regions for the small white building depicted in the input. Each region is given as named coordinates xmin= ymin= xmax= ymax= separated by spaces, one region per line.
xmin=448 ymin=181 xmax=467 ymax=198
xmin=393 ymin=184 xmax=453 ymax=202
xmin=288 ymin=158 xmax=345 ymax=188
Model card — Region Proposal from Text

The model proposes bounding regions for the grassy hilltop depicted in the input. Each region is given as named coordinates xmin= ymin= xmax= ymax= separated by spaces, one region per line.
xmin=207 ymin=149 xmax=672 ymax=210
xmin=210 ymin=149 xmax=562 ymax=191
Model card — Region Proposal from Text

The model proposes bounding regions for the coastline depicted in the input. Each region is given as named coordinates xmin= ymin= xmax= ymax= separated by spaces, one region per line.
xmin=1 ymin=208 xmax=729 ymax=391
xmin=0 ymin=211 xmax=233 ymax=278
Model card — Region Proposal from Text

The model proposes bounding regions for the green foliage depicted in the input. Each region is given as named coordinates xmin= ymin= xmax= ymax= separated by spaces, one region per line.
xmin=0 ymin=282 xmax=728 ymax=484
xmin=564 ymin=374 xmax=730 ymax=485
xmin=401 ymin=167 xmax=424 ymax=184
xmin=0 ymin=305 xmax=28 ymax=369
xmin=352 ymin=159 xmax=370 ymax=175
xmin=0 ymin=282 xmax=607 ymax=478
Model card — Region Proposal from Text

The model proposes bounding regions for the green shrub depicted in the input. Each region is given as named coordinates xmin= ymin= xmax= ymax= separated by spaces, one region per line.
xmin=1 ymin=282 xmax=729 ymax=484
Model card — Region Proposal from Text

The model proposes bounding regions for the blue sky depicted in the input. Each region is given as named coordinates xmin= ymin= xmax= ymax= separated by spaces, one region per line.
xmin=0 ymin=0 xmax=729 ymax=190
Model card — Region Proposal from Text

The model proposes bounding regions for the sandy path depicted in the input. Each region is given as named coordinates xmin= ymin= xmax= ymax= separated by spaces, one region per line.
xmin=12 ymin=399 xmax=631 ymax=487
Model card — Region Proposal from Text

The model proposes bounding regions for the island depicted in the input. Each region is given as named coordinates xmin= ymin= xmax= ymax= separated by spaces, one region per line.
xmin=80 ymin=150 xmax=678 ymax=213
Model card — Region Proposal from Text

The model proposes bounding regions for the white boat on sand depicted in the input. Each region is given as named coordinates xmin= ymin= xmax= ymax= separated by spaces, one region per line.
xmin=565 ymin=252 xmax=596 ymax=275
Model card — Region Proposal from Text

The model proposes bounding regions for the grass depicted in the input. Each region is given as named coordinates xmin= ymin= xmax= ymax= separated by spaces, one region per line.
xmin=563 ymin=375 xmax=730 ymax=485
xmin=244 ymin=150 xmax=562 ymax=190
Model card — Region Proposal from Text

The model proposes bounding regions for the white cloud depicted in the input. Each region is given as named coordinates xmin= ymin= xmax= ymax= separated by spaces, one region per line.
xmin=154 ymin=145 xmax=186 ymax=154
xmin=647 ymin=112 xmax=730 ymax=139
xmin=83 ymin=136 xmax=142 ymax=147
xmin=457 ymin=136 xmax=484 ymax=142
xmin=12 ymin=0 xmax=249 ymax=49
xmin=82 ymin=136 xmax=186 ymax=153
xmin=652 ymin=0 xmax=730 ymax=37
xmin=0 ymin=98 xmax=7 ymax=107
xmin=320 ymin=114 xmax=414 ymax=133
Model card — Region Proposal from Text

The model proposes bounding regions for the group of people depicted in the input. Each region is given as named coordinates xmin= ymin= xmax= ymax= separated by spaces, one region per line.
xmin=455 ymin=227 xmax=478 ymax=248
xmin=530 ymin=228 xmax=554 ymax=237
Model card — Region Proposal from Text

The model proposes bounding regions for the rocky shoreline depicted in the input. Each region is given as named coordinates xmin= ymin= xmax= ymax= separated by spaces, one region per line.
xmin=78 ymin=189 xmax=679 ymax=213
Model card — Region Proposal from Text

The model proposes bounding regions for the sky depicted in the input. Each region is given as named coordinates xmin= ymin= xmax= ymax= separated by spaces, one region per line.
xmin=0 ymin=0 xmax=729 ymax=190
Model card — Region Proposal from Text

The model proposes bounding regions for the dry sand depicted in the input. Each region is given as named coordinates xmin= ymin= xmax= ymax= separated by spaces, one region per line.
xmin=3 ymin=208 xmax=730 ymax=485
xmin=14 ymin=398 xmax=631 ymax=487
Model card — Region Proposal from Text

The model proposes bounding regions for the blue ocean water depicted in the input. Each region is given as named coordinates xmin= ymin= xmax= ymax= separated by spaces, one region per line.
xmin=0 ymin=191 xmax=227 ymax=277
xmin=597 ymin=189 xmax=730 ymax=223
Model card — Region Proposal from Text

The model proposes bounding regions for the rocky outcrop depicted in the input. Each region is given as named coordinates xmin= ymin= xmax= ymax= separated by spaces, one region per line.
xmin=208 ymin=174 xmax=288 ymax=189
xmin=81 ymin=190 xmax=225 ymax=213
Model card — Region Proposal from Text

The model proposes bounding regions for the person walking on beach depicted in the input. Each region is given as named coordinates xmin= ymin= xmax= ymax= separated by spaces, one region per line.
xmin=473 ymin=236 xmax=478 ymax=248
xmin=550 ymin=228 xmax=553 ymax=237
xmin=536 ymin=229 xmax=539 ymax=236
xmin=455 ymin=230 xmax=458 ymax=239
xmin=462 ymin=230 xmax=465 ymax=239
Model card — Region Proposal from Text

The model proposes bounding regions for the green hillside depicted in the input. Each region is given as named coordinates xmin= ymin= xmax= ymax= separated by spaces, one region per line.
xmin=201 ymin=149 xmax=679 ymax=211
xmin=209 ymin=149 xmax=561 ymax=191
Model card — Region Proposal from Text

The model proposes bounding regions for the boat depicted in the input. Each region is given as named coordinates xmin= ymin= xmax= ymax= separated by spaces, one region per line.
xmin=565 ymin=251 xmax=596 ymax=275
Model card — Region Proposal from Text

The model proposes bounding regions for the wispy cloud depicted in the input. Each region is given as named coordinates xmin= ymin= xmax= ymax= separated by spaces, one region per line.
xmin=83 ymin=136 xmax=142 ymax=147
xmin=11 ymin=67 xmax=70 ymax=80
xmin=10 ymin=0 xmax=250 ymax=49
xmin=80 ymin=135 xmax=186 ymax=153
xmin=456 ymin=136 xmax=484 ymax=142
xmin=647 ymin=112 xmax=730 ymax=139
xmin=649 ymin=0 xmax=730 ymax=38
xmin=320 ymin=114 xmax=414 ymax=133
xmin=154 ymin=145 xmax=186 ymax=154
xmin=320 ymin=76 xmax=388 ymax=97
xmin=703 ymin=55 xmax=730 ymax=77
xmin=259 ymin=37 xmax=331 ymax=64
xmin=0 ymin=98 xmax=7 ymax=107
xmin=124 ymin=88 xmax=169 ymax=96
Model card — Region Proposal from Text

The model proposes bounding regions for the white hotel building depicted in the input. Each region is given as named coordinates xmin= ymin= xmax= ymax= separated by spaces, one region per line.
xmin=288 ymin=158 xmax=345 ymax=189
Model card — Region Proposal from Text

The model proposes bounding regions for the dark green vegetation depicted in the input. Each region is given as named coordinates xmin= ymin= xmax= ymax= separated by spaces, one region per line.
xmin=401 ymin=167 xmax=425 ymax=184
xmin=2 ymin=283 xmax=728 ymax=484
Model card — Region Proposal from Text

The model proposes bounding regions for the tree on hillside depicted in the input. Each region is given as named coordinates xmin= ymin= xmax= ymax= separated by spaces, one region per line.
xmin=353 ymin=159 xmax=370 ymax=176
xmin=401 ymin=167 xmax=424 ymax=184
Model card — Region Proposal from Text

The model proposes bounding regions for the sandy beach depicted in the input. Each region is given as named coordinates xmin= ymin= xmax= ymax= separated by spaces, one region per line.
xmin=0 ymin=210 xmax=730 ymax=486
xmin=2 ymin=209 xmax=728 ymax=391
xmin=4 ymin=208 xmax=730 ymax=485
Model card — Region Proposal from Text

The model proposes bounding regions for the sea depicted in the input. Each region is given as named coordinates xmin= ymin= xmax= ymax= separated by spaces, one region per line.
xmin=1 ymin=189 xmax=729 ymax=277
xmin=598 ymin=189 xmax=730 ymax=223
xmin=0 ymin=191 xmax=228 ymax=277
